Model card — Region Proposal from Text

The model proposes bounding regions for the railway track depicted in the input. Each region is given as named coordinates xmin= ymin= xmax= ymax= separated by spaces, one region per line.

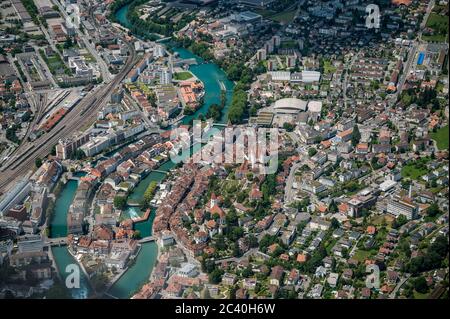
xmin=0 ymin=41 xmax=137 ymax=192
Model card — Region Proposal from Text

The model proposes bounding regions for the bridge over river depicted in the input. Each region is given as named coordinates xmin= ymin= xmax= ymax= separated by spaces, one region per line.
xmin=45 ymin=237 xmax=68 ymax=246
xmin=139 ymin=236 xmax=155 ymax=243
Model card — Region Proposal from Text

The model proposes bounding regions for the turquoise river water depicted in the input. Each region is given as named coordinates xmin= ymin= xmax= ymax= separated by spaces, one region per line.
xmin=49 ymin=0 xmax=234 ymax=299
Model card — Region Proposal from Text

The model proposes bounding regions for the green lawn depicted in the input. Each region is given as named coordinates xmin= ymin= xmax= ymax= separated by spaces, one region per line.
xmin=370 ymin=215 xmax=394 ymax=227
xmin=422 ymin=34 xmax=448 ymax=42
xmin=423 ymin=13 xmax=449 ymax=43
xmin=402 ymin=163 xmax=428 ymax=180
xmin=426 ymin=13 xmax=448 ymax=28
xmin=83 ymin=54 xmax=96 ymax=63
xmin=40 ymin=49 xmax=72 ymax=76
xmin=270 ymin=10 xmax=296 ymax=24
xmin=353 ymin=250 xmax=371 ymax=262
xmin=430 ymin=125 xmax=449 ymax=150
xmin=413 ymin=290 xmax=428 ymax=299
xmin=323 ymin=60 xmax=337 ymax=74
xmin=174 ymin=71 xmax=193 ymax=81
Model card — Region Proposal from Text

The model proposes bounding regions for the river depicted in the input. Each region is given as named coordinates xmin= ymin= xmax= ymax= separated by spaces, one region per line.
xmin=50 ymin=0 xmax=234 ymax=299
xmin=49 ymin=180 xmax=78 ymax=238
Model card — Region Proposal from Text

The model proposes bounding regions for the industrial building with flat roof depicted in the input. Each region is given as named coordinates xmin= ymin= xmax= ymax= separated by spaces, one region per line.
xmin=273 ymin=98 xmax=308 ymax=114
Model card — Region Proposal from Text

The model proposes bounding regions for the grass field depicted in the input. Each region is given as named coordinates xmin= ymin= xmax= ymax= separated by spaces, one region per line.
xmin=323 ymin=60 xmax=337 ymax=74
xmin=422 ymin=34 xmax=448 ymax=42
xmin=353 ymin=250 xmax=371 ymax=262
xmin=174 ymin=71 xmax=193 ymax=81
xmin=430 ymin=125 xmax=449 ymax=150
xmin=370 ymin=214 xmax=394 ymax=228
xmin=40 ymin=49 xmax=72 ymax=76
xmin=401 ymin=158 xmax=431 ymax=180
xmin=270 ymin=10 xmax=296 ymax=24
xmin=423 ymin=13 xmax=449 ymax=43
xmin=426 ymin=13 xmax=448 ymax=27
xmin=137 ymin=82 xmax=153 ymax=95
xmin=413 ymin=290 xmax=428 ymax=299
xmin=83 ymin=54 xmax=96 ymax=63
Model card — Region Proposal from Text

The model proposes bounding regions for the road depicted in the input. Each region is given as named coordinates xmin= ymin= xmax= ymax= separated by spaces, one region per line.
xmin=389 ymin=273 xmax=411 ymax=298
xmin=0 ymin=40 xmax=137 ymax=193
xmin=0 ymin=56 xmax=49 ymax=167
xmin=342 ymin=52 xmax=360 ymax=109
xmin=284 ymin=161 xmax=304 ymax=206
xmin=394 ymin=0 xmax=435 ymax=100
xmin=214 ymin=248 xmax=260 ymax=265
xmin=53 ymin=0 xmax=112 ymax=83
xmin=123 ymin=92 xmax=156 ymax=128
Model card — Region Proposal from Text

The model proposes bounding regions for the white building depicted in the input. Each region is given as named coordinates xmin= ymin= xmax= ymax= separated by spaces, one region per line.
xmin=301 ymin=71 xmax=321 ymax=83
xmin=17 ymin=234 xmax=44 ymax=253
xmin=386 ymin=197 xmax=418 ymax=220
xmin=160 ymin=68 xmax=172 ymax=85
xmin=268 ymin=71 xmax=291 ymax=81
xmin=0 ymin=179 xmax=31 ymax=216
xmin=68 ymin=56 xmax=93 ymax=78
xmin=178 ymin=263 xmax=198 ymax=278
xmin=257 ymin=48 xmax=267 ymax=61
xmin=379 ymin=180 xmax=397 ymax=192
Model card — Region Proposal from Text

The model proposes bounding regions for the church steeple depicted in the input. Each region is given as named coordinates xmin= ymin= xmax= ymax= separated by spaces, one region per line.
xmin=210 ymin=192 xmax=217 ymax=208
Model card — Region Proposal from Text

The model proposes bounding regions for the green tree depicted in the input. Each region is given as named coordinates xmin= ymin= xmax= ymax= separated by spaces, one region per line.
xmin=35 ymin=157 xmax=42 ymax=168
xmin=113 ymin=196 xmax=127 ymax=210
xmin=351 ymin=125 xmax=361 ymax=147
xmin=331 ymin=218 xmax=340 ymax=229
xmin=132 ymin=230 xmax=141 ymax=239
xmin=283 ymin=122 xmax=295 ymax=132
xmin=308 ymin=147 xmax=317 ymax=157
xmin=232 ymin=242 xmax=241 ymax=257
xmin=259 ymin=234 xmax=279 ymax=252
xmin=414 ymin=276 xmax=429 ymax=294
xmin=208 ymin=268 xmax=224 ymax=284
xmin=329 ymin=200 xmax=338 ymax=213
xmin=242 ymin=266 xmax=253 ymax=278
xmin=225 ymin=209 xmax=238 ymax=226
xmin=64 ymin=37 xmax=73 ymax=49
xmin=248 ymin=234 xmax=258 ymax=248
xmin=427 ymin=203 xmax=441 ymax=217
xmin=201 ymin=258 xmax=216 ymax=274
xmin=143 ymin=181 xmax=158 ymax=207
xmin=392 ymin=215 xmax=408 ymax=229
xmin=72 ymin=149 xmax=86 ymax=160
